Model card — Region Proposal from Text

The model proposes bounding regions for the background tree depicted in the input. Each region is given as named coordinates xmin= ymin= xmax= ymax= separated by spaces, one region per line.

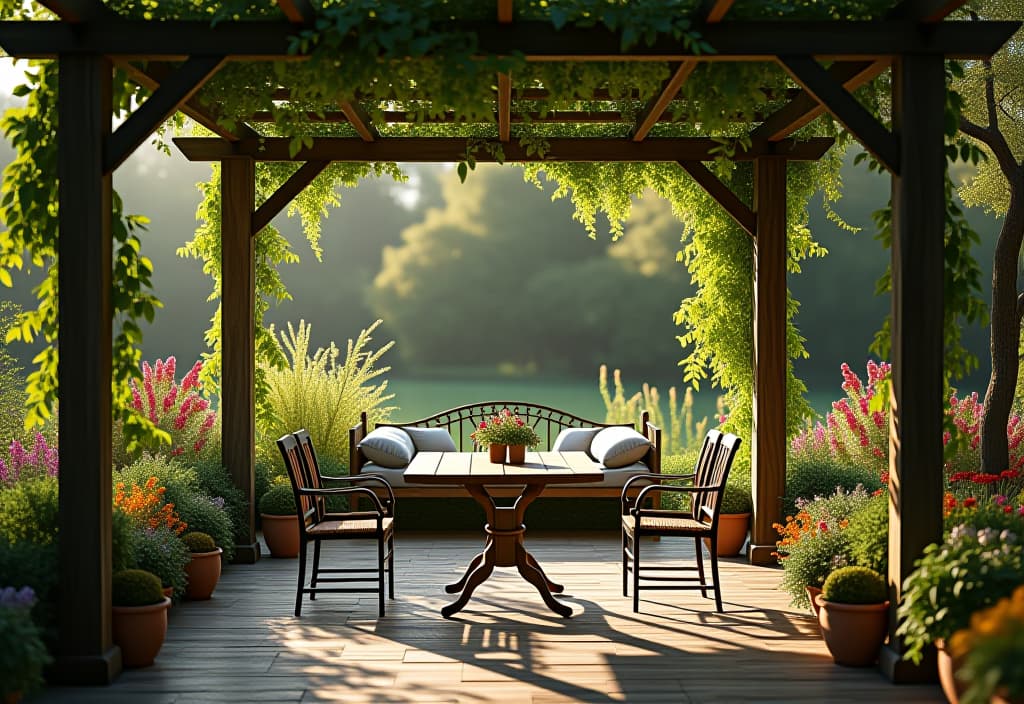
xmin=955 ymin=1 xmax=1023 ymax=473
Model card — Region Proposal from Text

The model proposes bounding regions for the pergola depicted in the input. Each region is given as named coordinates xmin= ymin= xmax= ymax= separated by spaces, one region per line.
xmin=0 ymin=0 xmax=1018 ymax=687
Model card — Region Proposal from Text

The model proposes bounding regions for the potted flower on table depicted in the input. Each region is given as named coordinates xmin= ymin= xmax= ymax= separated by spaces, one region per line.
xmin=471 ymin=409 xmax=542 ymax=464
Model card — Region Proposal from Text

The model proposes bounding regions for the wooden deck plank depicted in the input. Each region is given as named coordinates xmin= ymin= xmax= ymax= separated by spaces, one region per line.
xmin=34 ymin=532 xmax=943 ymax=703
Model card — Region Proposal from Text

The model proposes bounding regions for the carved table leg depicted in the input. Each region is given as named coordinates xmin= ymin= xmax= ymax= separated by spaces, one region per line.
xmin=516 ymin=543 xmax=573 ymax=618
xmin=442 ymin=541 xmax=496 ymax=618
xmin=446 ymin=540 xmax=490 ymax=594
xmin=524 ymin=549 xmax=564 ymax=593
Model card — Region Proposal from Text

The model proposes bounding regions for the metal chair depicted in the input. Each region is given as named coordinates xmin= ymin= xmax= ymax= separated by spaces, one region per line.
xmin=276 ymin=432 xmax=396 ymax=616
xmin=621 ymin=430 xmax=742 ymax=612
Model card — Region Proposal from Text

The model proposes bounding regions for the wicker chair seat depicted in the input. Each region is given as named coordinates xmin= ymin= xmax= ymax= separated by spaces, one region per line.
xmin=622 ymin=514 xmax=708 ymax=534
xmin=308 ymin=516 xmax=395 ymax=536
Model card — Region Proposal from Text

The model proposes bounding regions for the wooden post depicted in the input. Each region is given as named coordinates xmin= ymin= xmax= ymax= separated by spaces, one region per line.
xmin=879 ymin=53 xmax=946 ymax=682
xmin=54 ymin=54 xmax=121 ymax=683
xmin=221 ymin=157 xmax=260 ymax=563
xmin=748 ymin=156 xmax=787 ymax=565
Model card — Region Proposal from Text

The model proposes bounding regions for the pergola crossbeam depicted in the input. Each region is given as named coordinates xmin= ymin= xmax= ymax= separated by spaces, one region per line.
xmin=497 ymin=73 xmax=512 ymax=142
xmin=251 ymin=160 xmax=330 ymax=235
xmin=339 ymin=101 xmax=379 ymax=142
xmin=678 ymin=161 xmax=755 ymax=237
xmin=245 ymin=108 xmax=772 ymax=124
xmin=35 ymin=0 xmax=106 ymax=22
xmin=778 ymin=55 xmax=900 ymax=174
xmin=277 ymin=0 xmax=317 ymax=25
xmin=106 ymin=55 xmax=226 ymax=174
xmin=174 ymin=136 xmax=834 ymax=163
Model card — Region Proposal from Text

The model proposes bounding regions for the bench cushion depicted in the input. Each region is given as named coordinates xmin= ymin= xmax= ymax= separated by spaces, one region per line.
xmin=551 ymin=427 xmax=601 ymax=456
xmin=590 ymin=426 xmax=651 ymax=468
xmin=358 ymin=427 xmax=416 ymax=468
xmin=359 ymin=461 xmax=652 ymax=489
xmin=402 ymin=426 xmax=457 ymax=452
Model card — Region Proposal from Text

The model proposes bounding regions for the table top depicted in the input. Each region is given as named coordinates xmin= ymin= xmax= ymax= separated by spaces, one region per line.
xmin=403 ymin=451 xmax=604 ymax=486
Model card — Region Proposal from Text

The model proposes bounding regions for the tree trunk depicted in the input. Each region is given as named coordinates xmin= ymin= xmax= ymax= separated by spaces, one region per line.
xmin=981 ymin=173 xmax=1024 ymax=474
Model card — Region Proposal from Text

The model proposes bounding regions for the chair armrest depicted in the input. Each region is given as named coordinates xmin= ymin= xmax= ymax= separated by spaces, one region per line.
xmin=632 ymin=483 xmax=723 ymax=514
xmin=298 ymin=486 xmax=387 ymax=515
xmin=620 ymin=473 xmax=693 ymax=511
xmin=319 ymin=473 xmax=396 ymax=510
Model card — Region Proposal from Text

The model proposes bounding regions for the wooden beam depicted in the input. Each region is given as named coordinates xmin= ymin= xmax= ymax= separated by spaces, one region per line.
xmin=251 ymin=160 xmax=329 ymax=234
xmin=54 ymin=54 xmax=120 ymax=684
xmin=677 ymin=161 xmax=755 ymax=236
xmin=631 ymin=62 xmax=699 ymax=141
xmin=35 ymin=0 xmax=106 ymax=22
xmin=106 ymin=56 xmax=226 ymax=173
xmin=748 ymin=156 xmax=788 ymax=567
xmin=339 ymin=101 xmax=378 ymax=142
xmin=778 ymin=55 xmax=900 ymax=174
xmin=750 ymin=60 xmax=889 ymax=142
xmin=1 ymin=20 xmax=1018 ymax=62
xmin=701 ymin=0 xmax=735 ymax=23
xmin=174 ymin=136 xmax=835 ymax=163
xmin=119 ymin=61 xmax=255 ymax=142
xmin=246 ymin=108 xmax=773 ymax=124
xmin=497 ymin=73 xmax=512 ymax=142
xmin=878 ymin=53 xmax=946 ymax=684
xmin=221 ymin=157 xmax=260 ymax=564
xmin=497 ymin=0 xmax=513 ymax=23
xmin=276 ymin=0 xmax=316 ymax=24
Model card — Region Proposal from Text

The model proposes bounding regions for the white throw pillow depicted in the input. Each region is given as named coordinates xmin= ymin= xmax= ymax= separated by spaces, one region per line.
xmin=551 ymin=427 xmax=601 ymax=455
xmin=402 ymin=426 xmax=457 ymax=452
xmin=590 ymin=426 xmax=651 ymax=469
xmin=357 ymin=427 xmax=416 ymax=468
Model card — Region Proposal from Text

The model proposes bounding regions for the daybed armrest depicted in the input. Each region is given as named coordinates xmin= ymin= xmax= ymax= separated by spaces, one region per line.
xmin=348 ymin=411 xmax=369 ymax=475
xmin=643 ymin=418 xmax=661 ymax=474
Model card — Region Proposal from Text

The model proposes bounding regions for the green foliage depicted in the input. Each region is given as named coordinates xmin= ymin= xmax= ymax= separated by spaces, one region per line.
xmin=111 ymin=569 xmax=165 ymax=607
xmin=129 ymin=528 xmax=190 ymax=600
xmin=258 ymin=320 xmax=396 ymax=474
xmin=720 ymin=482 xmax=752 ymax=515
xmin=0 ymin=593 xmax=50 ymax=697
xmin=785 ymin=442 xmax=883 ymax=515
xmin=0 ymin=541 xmax=57 ymax=644
xmin=845 ymin=492 xmax=889 ymax=575
xmin=0 ymin=301 xmax=26 ymax=444
xmin=954 ymin=586 xmax=1024 ymax=704
xmin=259 ymin=484 xmax=298 ymax=517
xmin=821 ymin=565 xmax=886 ymax=604
xmin=191 ymin=457 xmax=251 ymax=545
xmin=0 ymin=475 xmax=58 ymax=545
xmin=181 ymin=531 xmax=217 ymax=553
xmin=897 ymin=524 xmax=1024 ymax=664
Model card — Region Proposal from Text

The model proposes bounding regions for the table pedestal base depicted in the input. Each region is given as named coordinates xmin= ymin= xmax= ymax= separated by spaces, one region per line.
xmin=442 ymin=483 xmax=573 ymax=618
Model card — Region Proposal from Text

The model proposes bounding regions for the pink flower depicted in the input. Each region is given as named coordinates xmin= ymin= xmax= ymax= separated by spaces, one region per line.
xmin=163 ymin=383 xmax=179 ymax=413
xmin=181 ymin=361 xmax=202 ymax=392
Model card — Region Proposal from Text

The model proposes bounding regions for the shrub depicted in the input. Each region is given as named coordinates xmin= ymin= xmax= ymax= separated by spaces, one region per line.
xmin=821 ymin=566 xmax=886 ymax=604
xmin=258 ymin=320 xmax=396 ymax=474
xmin=0 ymin=541 xmax=57 ymax=643
xmin=259 ymin=485 xmax=297 ymax=516
xmin=157 ymin=480 xmax=234 ymax=561
xmin=721 ymin=481 xmax=752 ymax=514
xmin=845 ymin=492 xmax=888 ymax=575
xmin=130 ymin=527 xmax=190 ymax=599
xmin=181 ymin=531 xmax=217 ymax=553
xmin=112 ymin=569 xmax=165 ymax=607
xmin=951 ymin=584 xmax=1024 ymax=704
xmin=0 ymin=475 xmax=59 ymax=545
xmin=193 ymin=457 xmax=251 ymax=545
xmin=114 ymin=476 xmax=188 ymax=536
xmin=0 ymin=586 xmax=49 ymax=698
xmin=0 ymin=433 xmax=58 ymax=486
xmin=785 ymin=442 xmax=882 ymax=515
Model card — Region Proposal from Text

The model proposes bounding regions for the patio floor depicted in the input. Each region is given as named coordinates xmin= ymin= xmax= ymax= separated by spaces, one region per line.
xmin=37 ymin=531 xmax=943 ymax=703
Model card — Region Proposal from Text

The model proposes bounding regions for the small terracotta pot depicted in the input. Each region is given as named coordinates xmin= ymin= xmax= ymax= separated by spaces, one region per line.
xmin=805 ymin=585 xmax=823 ymax=617
xmin=704 ymin=512 xmax=750 ymax=556
xmin=507 ymin=444 xmax=526 ymax=464
xmin=112 ymin=597 xmax=171 ymax=668
xmin=261 ymin=514 xmax=300 ymax=558
xmin=185 ymin=547 xmax=223 ymax=600
xmin=936 ymin=638 xmax=967 ymax=704
xmin=161 ymin=585 xmax=173 ymax=606
xmin=488 ymin=443 xmax=507 ymax=463
xmin=814 ymin=595 xmax=889 ymax=667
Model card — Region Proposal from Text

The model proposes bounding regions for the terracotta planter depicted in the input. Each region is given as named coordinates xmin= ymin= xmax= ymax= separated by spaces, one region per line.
xmin=814 ymin=595 xmax=889 ymax=667
xmin=936 ymin=638 xmax=967 ymax=704
xmin=185 ymin=547 xmax=223 ymax=600
xmin=805 ymin=585 xmax=823 ymax=617
xmin=507 ymin=444 xmax=526 ymax=464
xmin=704 ymin=512 xmax=750 ymax=556
xmin=111 ymin=597 xmax=171 ymax=668
xmin=261 ymin=514 xmax=300 ymax=558
xmin=5 ymin=692 xmax=23 ymax=704
xmin=161 ymin=585 xmax=173 ymax=606
xmin=488 ymin=443 xmax=507 ymax=463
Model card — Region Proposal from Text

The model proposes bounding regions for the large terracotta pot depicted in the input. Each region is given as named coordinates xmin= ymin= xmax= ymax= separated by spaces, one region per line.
xmin=507 ymin=444 xmax=526 ymax=464
xmin=112 ymin=597 xmax=171 ymax=668
xmin=704 ymin=512 xmax=750 ymax=556
xmin=805 ymin=585 xmax=823 ymax=617
xmin=814 ymin=595 xmax=889 ymax=667
xmin=488 ymin=443 xmax=507 ymax=463
xmin=185 ymin=547 xmax=223 ymax=600
xmin=261 ymin=514 xmax=300 ymax=558
xmin=936 ymin=638 xmax=967 ymax=704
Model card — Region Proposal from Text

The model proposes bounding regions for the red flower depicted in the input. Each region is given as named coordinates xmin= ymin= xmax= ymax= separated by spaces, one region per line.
xmin=478 ymin=422 xmax=487 ymax=429
xmin=963 ymin=497 xmax=978 ymax=508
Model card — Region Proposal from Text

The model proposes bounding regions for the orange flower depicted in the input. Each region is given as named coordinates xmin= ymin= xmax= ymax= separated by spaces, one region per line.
xmin=113 ymin=475 xmax=187 ymax=535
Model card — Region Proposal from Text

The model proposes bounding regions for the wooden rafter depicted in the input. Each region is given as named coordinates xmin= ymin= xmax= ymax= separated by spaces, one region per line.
xmin=497 ymin=73 xmax=512 ymax=142
xmin=276 ymin=0 xmax=316 ymax=24
xmin=174 ymin=136 xmax=835 ymax=162
xmin=106 ymin=56 xmax=227 ymax=173
xmin=119 ymin=61 xmax=255 ymax=142
xmin=35 ymin=0 xmax=105 ymax=22
xmin=678 ymin=161 xmax=755 ymax=237
xmin=631 ymin=0 xmax=732 ymax=141
xmin=778 ymin=55 xmax=900 ymax=174
xmin=1 ymin=21 xmax=1017 ymax=61
xmin=749 ymin=60 xmax=888 ymax=142
xmin=339 ymin=101 xmax=378 ymax=142
xmin=245 ymin=109 xmax=772 ymax=124
xmin=497 ymin=0 xmax=513 ymax=23
xmin=252 ymin=160 xmax=330 ymax=234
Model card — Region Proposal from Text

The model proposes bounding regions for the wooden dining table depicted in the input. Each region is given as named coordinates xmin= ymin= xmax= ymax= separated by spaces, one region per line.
xmin=403 ymin=450 xmax=604 ymax=618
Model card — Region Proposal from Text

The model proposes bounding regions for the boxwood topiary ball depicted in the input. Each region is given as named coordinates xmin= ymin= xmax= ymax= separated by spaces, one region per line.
xmin=112 ymin=569 xmax=165 ymax=607
xmin=821 ymin=565 xmax=887 ymax=604
xmin=258 ymin=485 xmax=298 ymax=516
xmin=181 ymin=531 xmax=217 ymax=553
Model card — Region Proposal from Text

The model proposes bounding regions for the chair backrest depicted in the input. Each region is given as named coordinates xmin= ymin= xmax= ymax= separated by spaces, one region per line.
xmin=293 ymin=429 xmax=328 ymax=517
xmin=276 ymin=433 xmax=319 ymax=531
xmin=697 ymin=432 xmax=742 ymax=526
xmin=691 ymin=429 xmax=723 ymax=515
